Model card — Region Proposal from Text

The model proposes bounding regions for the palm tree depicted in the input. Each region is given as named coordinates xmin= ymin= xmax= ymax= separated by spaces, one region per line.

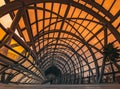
xmin=98 ymin=42 xmax=120 ymax=83
xmin=103 ymin=42 xmax=120 ymax=71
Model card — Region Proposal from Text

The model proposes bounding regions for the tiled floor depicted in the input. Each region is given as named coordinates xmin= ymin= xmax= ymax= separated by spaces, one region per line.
xmin=0 ymin=84 xmax=120 ymax=89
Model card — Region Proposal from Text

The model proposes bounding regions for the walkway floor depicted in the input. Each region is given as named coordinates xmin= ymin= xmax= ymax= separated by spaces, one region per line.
xmin=0 ymin=84 xmax=120 ymax=89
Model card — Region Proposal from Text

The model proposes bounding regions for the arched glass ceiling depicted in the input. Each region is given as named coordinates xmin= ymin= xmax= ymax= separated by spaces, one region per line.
xmin=0 ymin=0 xmax=120 ymax=84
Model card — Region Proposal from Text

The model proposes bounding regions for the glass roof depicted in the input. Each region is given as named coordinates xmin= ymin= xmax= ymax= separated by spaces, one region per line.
xmin=0 ymin=0 xmax=120 ymax=84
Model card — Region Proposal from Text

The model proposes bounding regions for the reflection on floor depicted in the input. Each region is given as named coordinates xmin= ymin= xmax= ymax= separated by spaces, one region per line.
xmin=0 ymin=84 xmax=120 ymax=89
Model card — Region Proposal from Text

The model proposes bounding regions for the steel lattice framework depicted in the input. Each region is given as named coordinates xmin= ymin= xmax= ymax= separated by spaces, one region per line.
xmin=0 ymin=0 xmax=120 ymax=84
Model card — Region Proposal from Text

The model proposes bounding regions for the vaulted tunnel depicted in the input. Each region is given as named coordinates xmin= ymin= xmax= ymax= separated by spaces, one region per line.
xmin=0 ymin=0 xmax=120 ymax=85
xmin=45 ymin=66 xmax=61 ymax=80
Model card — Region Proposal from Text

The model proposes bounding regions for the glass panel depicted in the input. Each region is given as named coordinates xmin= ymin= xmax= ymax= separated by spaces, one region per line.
xmin=31 ymin=24 xmax=37 ymax=36
xmin=112 ymin=16 xmax=120 ymax=27
xmin=10 ymin=39 xmax=24 ymax=54
xmin=22 ymin=60 xmax=31 ymax=68
xmin=22 ymin=30 xmax=30 ymax=42
xmin=7 ymin=49 xmax=20 ymax=61
xmin=95 ymin=0 xmax=104 ymax=5
xmin=28 ymin=9 xmax=35 ymax=23
xmin=37 ymin=10 xmax=43 ymax=20
xmin=0 ymin=14 xmax=12 ymax=28
xmin=38 ymin=21 xmax=43 ymax=31
xmin=72 ymin=8 xmax=81 ymax=18
xmin=53 ymin=3 xmax=60 ymax=14
xmin=45 ymin=11 xmax=50 ymax=18
xmin=89 ymin=37 xmax=98 ymax=45
xmin=110 ymin=0 xmax=120 ymax=15
xmin=55 ymin=21 xmax=62 ymax=29
xmin=0 ymin=0 xmax=5 ymax=7
xmin=19 ymin=17 xmax=25 ymax=29
xmin=0 ymin=27 xmax=6 ymax=41
xmin=11 ymin=74 xmax=24 ymax=82
xmin=59 ymin=4 xmax=68 ymax=17
xmin=45 ymin=3 xmax=52 ymax=10
xmin=67 ymin=6 xmax=75 ymax=18
xmin=103 ymin=0 xmax=114 ymax=10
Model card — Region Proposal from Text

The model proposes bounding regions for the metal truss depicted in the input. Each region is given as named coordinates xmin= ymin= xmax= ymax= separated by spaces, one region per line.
xmin=0 ymin=0 xmax=120 ymax=84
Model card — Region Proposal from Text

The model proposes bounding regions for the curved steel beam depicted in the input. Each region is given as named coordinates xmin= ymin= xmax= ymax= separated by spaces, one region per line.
xmin=38 ymin=43 xmax=95 ymax=81
xmin=35 ymin=29 xmax=99 ymax=81
xmin=0 ymin=0 xmax=119 ymax=42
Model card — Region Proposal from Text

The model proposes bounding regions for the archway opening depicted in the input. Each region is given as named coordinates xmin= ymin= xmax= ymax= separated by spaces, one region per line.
xmin=45 ymin=65 xmax=61 ymax=83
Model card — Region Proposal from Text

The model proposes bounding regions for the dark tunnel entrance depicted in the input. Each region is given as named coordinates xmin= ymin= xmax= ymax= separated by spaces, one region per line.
xmin=45 ymin=66 xmax=61 ymax=83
